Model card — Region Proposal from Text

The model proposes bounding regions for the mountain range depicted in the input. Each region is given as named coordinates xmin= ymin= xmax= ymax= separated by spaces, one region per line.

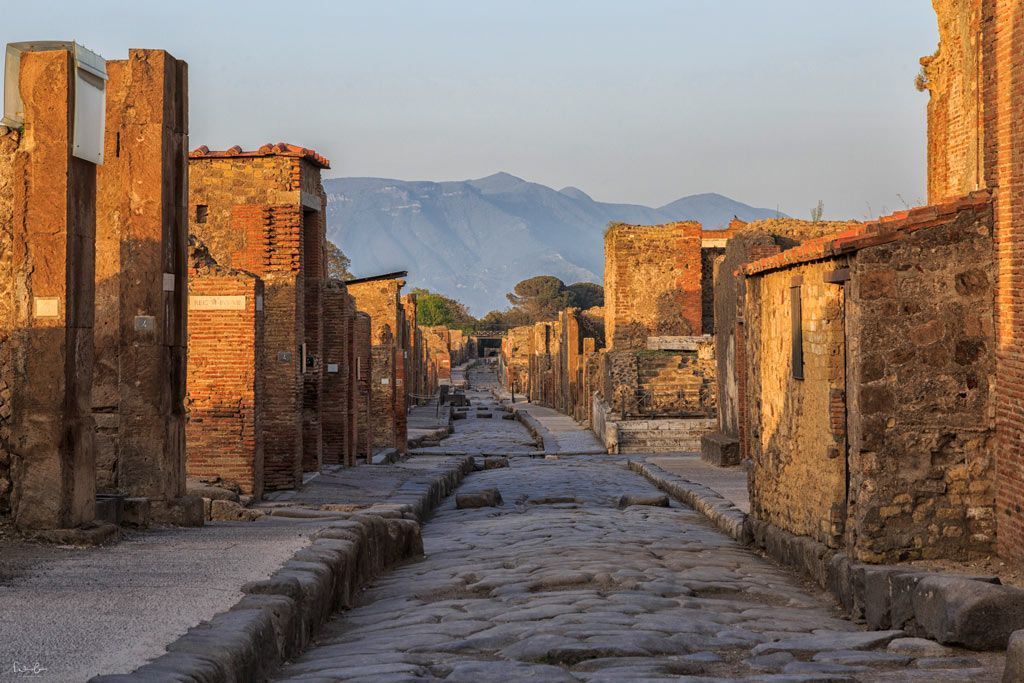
xmin=324 ymin=172 xmax=782 ymax=315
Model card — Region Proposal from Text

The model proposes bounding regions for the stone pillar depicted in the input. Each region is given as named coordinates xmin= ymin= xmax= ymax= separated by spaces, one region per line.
xmin=95 ymin=49 xmax=197 ymax=523
xmin=355 ymin=312 xmax=373 ymax=460
xmin=7 ymin=49 xmax=97 ymax=530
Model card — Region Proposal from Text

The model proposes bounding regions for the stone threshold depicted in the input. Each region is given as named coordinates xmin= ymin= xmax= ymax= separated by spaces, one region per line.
xmin=630 ymin=459 xmax=1024 ymax=661
xmin=90 ymin=456 xmax=474 ymax=682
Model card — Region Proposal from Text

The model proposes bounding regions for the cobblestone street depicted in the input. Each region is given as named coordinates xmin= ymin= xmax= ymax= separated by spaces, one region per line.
xmin=273 ymin=370 xmax=1004 ymax=682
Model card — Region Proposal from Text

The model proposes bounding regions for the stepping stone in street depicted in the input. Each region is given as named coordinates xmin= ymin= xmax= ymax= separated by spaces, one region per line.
xmin=456 ymin=488 xmax=503 ymax=508
xmin=483 ymin=456 xmax=509 ymax=469
xmin=617 ymin=493 xmax=670 ymax=509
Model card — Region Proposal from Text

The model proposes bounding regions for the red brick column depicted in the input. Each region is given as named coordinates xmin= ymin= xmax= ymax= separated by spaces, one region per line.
xmin=986 ymin=0 xmax=1024 ymax=560
xmin=676 ymin=223 xmax=704 ymax=335
xmin=186 ymin=275 xmax=264 ymax=496
xmin=322 ymin=281 xmax=351 ymax=466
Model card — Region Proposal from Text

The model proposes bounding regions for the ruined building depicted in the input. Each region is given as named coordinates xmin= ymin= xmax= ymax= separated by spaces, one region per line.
xmin=187 ymin=142 xmax=329 ymax=490
xmin=347 ymin=272 xmax=409 ymax=457
xmin=731 ymin=0 xmax=1024 ymax=564
xmin=590 ymin=223 xmax=730 ymax=452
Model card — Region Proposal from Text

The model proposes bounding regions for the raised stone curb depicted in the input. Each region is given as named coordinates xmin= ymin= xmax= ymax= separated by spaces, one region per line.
xmin=90 ymin=456 xmax=474 ymax=683
xmin=511 ymin=406 xmax=548 ymax=451
xmin=630 ymin=458 xmax=1024 ymax=655
xmin=628 ymin=459 xmax=750 ymax=544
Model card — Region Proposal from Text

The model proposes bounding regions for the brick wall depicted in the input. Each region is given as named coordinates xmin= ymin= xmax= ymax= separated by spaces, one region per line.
xmin=322 ymin=280 xmax=354 ymax=466
xmin=745 ymin=260 xmax=848 ymax=549
xmin=349 ymin=278 xmax=404 ymax=452
xmin=604 ymin=222 xmax=704 ymax=350
xmin=984 ymin=0 xmax=1024 ymax=562
xmin=185 ymin=270 xmax=264 ymax=496
xmin=188 ymin=150 xmax=328 ymax=488
xmin=923 ymin=0 xmax=985 ymax=203
xmin=354 ymin=313 xmax=372 ymax=458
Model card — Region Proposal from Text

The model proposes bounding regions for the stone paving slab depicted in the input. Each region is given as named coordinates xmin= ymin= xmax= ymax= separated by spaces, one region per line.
xmin=0 ymin=456 xmax=471 ymax=682
xmin=272 ymin=455 xmax=1005 ymax=681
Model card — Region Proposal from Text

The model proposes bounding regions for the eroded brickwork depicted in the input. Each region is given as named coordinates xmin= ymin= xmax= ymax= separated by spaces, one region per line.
xmin=185 ymin=245 xmax=264 ymax=497
xmin=188 ymin=145 xmax=328 ymax=489
xmin=0 ymin=128 xmax=16 ymax=515
xmin=349 ymin=277 xmax=405 ymax=452
xmin=923 ymin=0 xmax=984 ymax=203
xmin=604 ymin=222 xmax=703 ymax=350
xmin=323 ymin=280 xmax=357 ymax=466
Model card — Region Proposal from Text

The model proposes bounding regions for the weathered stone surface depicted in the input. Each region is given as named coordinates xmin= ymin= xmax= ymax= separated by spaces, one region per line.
xmin=700 ymin=431 xmax=741 ymax=467
xmin=210 ymin=499 xmax=265 ymax=522
xmin=456 ymin=489 xmax=503 ymax=509
xmin=1002 ymin=629 xmax=1024 ymax=683
xmin=913 ymin=576 xmax=1024 ymax=649
xmin=751 ymin=630 xmax=904 ymax=656
xmin=886 ymin=637 xmax=954 ymax=656
xmin=483 ymin=456 xmax=509 ymax=470
xmin=150 ymin=495 xmax=204 ymax=527
xmin=617 ymin=493 xmax=670 ymax=509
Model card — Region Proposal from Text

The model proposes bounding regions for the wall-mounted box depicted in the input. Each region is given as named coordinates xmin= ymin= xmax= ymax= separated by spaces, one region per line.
xmin=3 ymin=41 xmax=107 ymax=164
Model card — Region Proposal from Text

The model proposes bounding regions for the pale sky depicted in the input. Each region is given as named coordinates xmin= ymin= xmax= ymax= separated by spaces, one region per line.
xmin=3 ymin=1 xmax=937 ymax=219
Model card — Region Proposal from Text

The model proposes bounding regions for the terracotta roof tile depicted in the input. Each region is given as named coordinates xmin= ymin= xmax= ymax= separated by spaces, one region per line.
xmin=189 ymin=142 xmax=330 ymax=169
xmin=742 ymin=190 xmax=992 ymax=277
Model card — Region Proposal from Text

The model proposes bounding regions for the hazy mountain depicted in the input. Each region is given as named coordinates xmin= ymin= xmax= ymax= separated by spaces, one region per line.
xmin=324 ymin=172 xmax=781 ymax=315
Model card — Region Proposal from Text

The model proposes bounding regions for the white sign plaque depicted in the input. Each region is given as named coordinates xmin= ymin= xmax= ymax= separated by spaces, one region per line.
xmin=327 ymin=363 xmax=339 ymax=373
xmin=33 ymin=297 xmax=59 ymax=318
xmin=189 ymin=295 xmax=246 ymax=311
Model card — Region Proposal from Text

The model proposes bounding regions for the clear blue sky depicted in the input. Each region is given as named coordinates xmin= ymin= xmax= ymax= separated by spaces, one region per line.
xmin=4 ymin=1 xmax=937 ymax=220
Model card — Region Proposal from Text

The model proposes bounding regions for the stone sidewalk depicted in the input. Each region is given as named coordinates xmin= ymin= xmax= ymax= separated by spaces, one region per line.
xmin=648 ymin=455 xmax=750 ymax=513
xmin=0 ymin=456 xmax=470 ymax=682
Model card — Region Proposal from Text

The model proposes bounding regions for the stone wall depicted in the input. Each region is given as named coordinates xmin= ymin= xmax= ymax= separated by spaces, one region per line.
xmin=94 ymin=49 xmax=189 ymax=506
xmin=742 ymin=196 xmax=996 ymax=563
xmin=604 ymin=222 xmax=703 ymax=350
xmin=846 ymin=200 xmax=995 ymax=562
xmin=7 ymin=49 xmax=98 ymax=530
xmin=745 ymin=259 xmax=848 ymax=549
xmin=185 ymin=254 xmax=264 ymax=497
xmin=354 ymin=313 xmax=372 ymax=459
xmin=0 ymin=126 xmax=17 ymax=515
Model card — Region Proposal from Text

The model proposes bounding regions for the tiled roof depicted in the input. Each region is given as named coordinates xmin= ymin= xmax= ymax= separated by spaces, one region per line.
xmin=189 ymin=142 xmax=330 ymax=169
xmin=742 ymin=190 xmax=992 ymax=277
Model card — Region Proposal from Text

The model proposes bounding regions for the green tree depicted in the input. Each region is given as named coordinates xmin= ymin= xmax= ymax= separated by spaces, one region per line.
xmin=412 ymin=288 xmax=473 ymax=327
xmin=326 ymin=240 xmax=352 ymax=280
xmin=506 ymin=275 xmax=570 ymax=321
xmin=567 ymin=282 xmax=604 ymax=310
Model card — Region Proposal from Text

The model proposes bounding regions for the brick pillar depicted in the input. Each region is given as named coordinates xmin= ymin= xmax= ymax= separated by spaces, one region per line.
xmin=262 ymin=272 xmax=303 ymax=490
xmin=355 ymin=313 xmax=372 ymax=459
xmin=8 ymin=49 xmax=97 ymax=530
xmin=346 ymin=304 xmax=359 ymax=466
xmin=302 ymin=207 xmax=324 ymax=472
xmin=322 ymin=281 xmax=350 ymax=466
xmin=676 ymin=223 xmax=704 ymax=335
xmin=95 ymin=49 xmax=192 ymax=517
xmin=985 ymin=0 xmax=1024 ymax=560
xmin=186 ymin=273 xmax=264 ymax=496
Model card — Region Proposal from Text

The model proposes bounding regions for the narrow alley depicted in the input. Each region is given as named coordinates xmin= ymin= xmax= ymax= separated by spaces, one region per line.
xmin=272 ymin=363 xmax=1002 ymax=682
